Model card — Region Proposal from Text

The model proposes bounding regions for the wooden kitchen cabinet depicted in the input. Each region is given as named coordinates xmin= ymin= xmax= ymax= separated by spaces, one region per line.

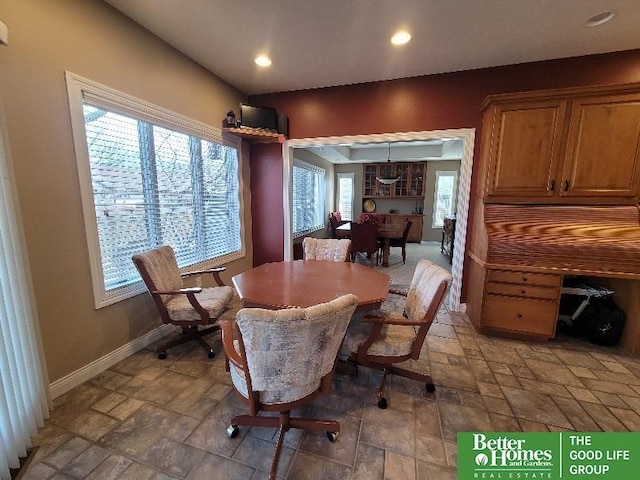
xmin=363 ymin=162 xmax=426 ymax=198
xmin=561 ymin=92 xmax=640 ymax=200
xmin=483 ymin=86 xmax=640 ymax=204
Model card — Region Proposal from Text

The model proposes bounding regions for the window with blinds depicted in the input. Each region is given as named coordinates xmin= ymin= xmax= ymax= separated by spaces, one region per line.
xmin=292 ymin=159 xmax=325 ymax=237
xmin=66 ymin=73 xmax=243 ymax=308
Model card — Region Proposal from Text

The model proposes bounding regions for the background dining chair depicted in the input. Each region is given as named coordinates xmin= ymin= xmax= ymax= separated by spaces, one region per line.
xmin=328 ymin=211 xmax=349 ymax=238
xmin=349 ymin=221 xmax=379 ymax=267
xmin=221 ymin=294 xmax=358 ymax=480
xmin=386 ymin=220 xmax=413 ymax=264
xmin=343 ymin=259 xmax=451 ymax=408
xmin=132 ymin=245 xmax=234 ymax=359
xmin=302 ymin=237 xmax=351 ymax=262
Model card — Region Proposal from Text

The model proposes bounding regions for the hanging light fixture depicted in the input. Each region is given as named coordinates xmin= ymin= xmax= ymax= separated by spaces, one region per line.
xmin=376 ymin=142 xmax=401 ymax=185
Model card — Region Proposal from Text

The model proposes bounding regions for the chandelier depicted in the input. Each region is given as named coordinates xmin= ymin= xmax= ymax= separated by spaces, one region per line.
xmin=376 ymin=142 xmax=401 ymax=185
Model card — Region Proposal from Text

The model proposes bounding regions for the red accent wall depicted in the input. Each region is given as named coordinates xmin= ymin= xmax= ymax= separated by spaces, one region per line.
xmin=250 ymin=143 xmax=285 ymax=265
xmin=249 ymin=50 xmax=640 ymax=293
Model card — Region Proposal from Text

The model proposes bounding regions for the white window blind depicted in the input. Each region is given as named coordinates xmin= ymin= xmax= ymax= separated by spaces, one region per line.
xmin=432 ymin=171 xmax=458 ymax=228
xmin=336 ymin=173 xmax=354 ymax=221
xmin=292 ymin=159 xmax=325 ymax=237
xmin=66 ymin=73 xmax=243 ymax=308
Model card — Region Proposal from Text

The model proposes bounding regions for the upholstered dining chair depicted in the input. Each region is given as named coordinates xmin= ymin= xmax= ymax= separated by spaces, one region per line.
xmin=302 ymin=237 xmax=351 ymax=262
xmin=343 ymin=259 xmax=451 ymax=409
xmin=386 ymin=220 xmax=413 ymax=264
xmin=328 ymin=211 xmax=349 ymax=238
xmin=221 ymin=294 xmax=359 ymax=480
xmin=349 ymin=221 xmax=379 ymax=267
xmin=132 ymin=245 xmax=234 ymax=359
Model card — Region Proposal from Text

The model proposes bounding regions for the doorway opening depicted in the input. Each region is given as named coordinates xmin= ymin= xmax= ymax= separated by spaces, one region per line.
xmin=283 ymin=128 xmax=476 ymax=312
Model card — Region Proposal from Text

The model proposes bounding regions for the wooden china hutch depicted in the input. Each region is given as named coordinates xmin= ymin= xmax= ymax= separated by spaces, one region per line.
xmin=467 ymin=82 xmax=640 ymax=345
xmin=362 ymin=162 xmax=426 ymax=242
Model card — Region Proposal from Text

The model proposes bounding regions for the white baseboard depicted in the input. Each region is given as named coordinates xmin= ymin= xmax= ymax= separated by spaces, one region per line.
xmin=50 ymin=324 xmax=173 ymax=399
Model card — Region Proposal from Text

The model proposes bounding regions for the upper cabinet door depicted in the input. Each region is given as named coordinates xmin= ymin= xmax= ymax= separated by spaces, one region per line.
xmin=561 ymin=93 xmax=640 ymax=200
xmin=485 ymin=99 xmax=568 ymax=200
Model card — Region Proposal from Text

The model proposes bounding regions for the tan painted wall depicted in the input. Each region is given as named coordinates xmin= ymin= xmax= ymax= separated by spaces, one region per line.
xmin=0 ymin=0 xmax=251 ymax=383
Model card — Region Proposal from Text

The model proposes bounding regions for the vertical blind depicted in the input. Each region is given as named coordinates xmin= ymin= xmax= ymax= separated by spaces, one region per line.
xmin=81 ymin=103 xmax=241 ymax=300
xmin=292 ymin=159 xmax=325 ymax=236
xmin=0 ymin=110 xmax=49 ymax=480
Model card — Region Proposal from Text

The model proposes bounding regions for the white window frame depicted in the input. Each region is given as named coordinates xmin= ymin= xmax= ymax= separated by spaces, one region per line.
xmin=65 ymin=72 xmax=245 ymax=308
xmin=432 ymin=170 xmax=458 ymax=228
xmin=336 ymin=172 xmax=355 ymax=221
xmin=292 ymin=159 xmax=326 ymax=238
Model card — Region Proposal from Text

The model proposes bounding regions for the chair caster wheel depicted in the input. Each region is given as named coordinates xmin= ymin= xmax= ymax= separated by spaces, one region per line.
xmin=227 ymin=425 xmax=239 ymax=438
xmin=208 ymin=349 xmax=215 ymax=359
xmin=377 ymin=397 xmax=388 ymax=409
xmin=158 ymin=352 xmax=167 ymax=360
xmin=426 ymin=383 xmax=436 ymax=394
xmin=326 ymin=431 xmax=339 ymax=442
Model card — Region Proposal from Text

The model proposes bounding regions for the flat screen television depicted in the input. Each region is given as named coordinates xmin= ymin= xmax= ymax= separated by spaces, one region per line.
xmin=240 ymin=103 xmax=278 ymax=132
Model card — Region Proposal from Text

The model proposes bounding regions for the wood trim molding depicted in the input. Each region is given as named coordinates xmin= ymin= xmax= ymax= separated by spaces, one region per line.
xmin=49 ymin=324 xmax=173 ymax=399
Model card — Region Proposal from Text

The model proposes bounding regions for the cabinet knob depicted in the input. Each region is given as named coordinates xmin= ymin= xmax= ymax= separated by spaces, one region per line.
xmin=521 ymin=290 xmax=526 ymax=295
xmin=522 ymin=277 xmax=528 ymax=282
xmin=517 ymin=313 xmax=523 ymax=319
xmin=547 ymin=179 xmax=555 ymax=191
xmin=562 ymin=180 xmax=569 ymax=191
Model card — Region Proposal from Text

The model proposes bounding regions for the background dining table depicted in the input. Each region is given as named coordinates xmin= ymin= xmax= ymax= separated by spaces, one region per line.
xmin=336 ymin=222 xmax=403 ymax=267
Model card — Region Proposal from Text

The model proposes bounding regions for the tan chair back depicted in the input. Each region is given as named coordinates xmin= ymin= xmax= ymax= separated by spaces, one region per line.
xmin=302 ymin=237 xmax=351 ymax=262
xmin=233 ymin=294 xmax=358 ymax=405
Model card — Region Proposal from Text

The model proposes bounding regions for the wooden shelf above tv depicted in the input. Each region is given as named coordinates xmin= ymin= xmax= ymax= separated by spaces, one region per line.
xmin=223 ymin=127 xmax=286 ymax=144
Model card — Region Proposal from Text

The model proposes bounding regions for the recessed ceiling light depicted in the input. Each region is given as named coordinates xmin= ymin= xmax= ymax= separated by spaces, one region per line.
xmin=585 ymin=11 xmax=616 ymax=27
xmin=391 ymin=31 xmax=411 ymax=46
xmin=255 ymin=55 xmax=272 ymax=67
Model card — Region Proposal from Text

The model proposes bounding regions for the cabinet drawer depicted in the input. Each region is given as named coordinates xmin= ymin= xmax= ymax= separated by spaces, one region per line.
xmin=485 ymin=282 xmax=559 ymax=300
xmin=487 ymin=270 xmax=562 ymax=287
xmin=484 ymin=294 xmax=557 ymax=337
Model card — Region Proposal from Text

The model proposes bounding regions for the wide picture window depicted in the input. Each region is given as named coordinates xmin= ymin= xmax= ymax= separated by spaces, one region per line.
xmin=66 ymin=73 xmax=243 ymax=308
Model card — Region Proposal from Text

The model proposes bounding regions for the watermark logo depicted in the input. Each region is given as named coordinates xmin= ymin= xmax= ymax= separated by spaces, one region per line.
xmin=458 ymin=432 xmax=640 ymax=479
xmin=474 ymin=453 xmax=489 ymax=466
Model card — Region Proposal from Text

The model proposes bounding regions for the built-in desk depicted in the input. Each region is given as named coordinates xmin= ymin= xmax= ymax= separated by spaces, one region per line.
xmin=466 ymin=204 xmax=640 ymax=351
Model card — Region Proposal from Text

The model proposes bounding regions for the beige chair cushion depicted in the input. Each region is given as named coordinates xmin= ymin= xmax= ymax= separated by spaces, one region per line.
xmin=343 ymin=311 xmax=416 ymax=357
xmin=165 ymin=285 xmax=234 ymax=321
xmin=230 ymin=294 xmax=358 ymax=405
xmin=302 ymin=237 xmax=351 ymax=262
xmin=133 ymin=245 xmax=183 ymax=293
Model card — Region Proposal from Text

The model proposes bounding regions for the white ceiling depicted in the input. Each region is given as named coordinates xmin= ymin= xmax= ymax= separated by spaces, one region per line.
xmin=104 ymin=0 xmax=640 ymax=96
xmin=304 ymin=139 xmax=464 ymax=164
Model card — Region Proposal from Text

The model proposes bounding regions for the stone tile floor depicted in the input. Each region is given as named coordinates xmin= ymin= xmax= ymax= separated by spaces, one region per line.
xmin=23 ymin=294 xmax=640 ymax=480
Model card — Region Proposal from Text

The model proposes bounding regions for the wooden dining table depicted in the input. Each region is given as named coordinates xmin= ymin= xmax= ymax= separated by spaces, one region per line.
xmin=232 ymin=260 xmax=391 ymax=314
xmin=335 ymin=222 xmax=403 ymax=267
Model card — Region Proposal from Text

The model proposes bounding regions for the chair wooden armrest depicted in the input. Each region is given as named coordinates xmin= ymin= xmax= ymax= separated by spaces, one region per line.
xmin=356 ymin=322 xmax=384 ymax=363
xmin=182 ymin=267 xmax=227 ymax=286
xmin=363 ymin=313 xmax=423 ymax=326
xmin=154 ymin=287 xmax=209 ymax=318
xmin=220 ymin=319 xmax=243 ymax=369
xmin=154 ymin=287 xmax=203 ymax=295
